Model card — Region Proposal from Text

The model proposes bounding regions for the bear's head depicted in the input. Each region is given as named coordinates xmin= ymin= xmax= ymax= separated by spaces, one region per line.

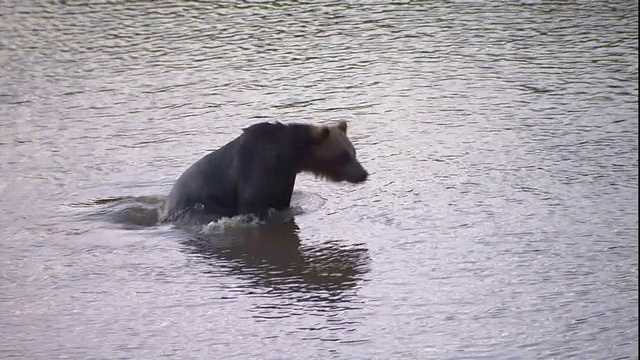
xmin=301 ymin=121 xmax=368 ymax=184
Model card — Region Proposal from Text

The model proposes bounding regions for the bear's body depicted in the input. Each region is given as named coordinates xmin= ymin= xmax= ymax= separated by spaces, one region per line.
xmin=162 ymin=122 xmax=367 ymax=222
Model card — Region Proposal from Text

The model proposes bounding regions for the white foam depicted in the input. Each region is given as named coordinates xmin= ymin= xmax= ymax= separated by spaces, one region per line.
xmin=197 ymin=205 xmax=305 ymax=234
xmin=200 ymin=214 xmax=262 ymax=234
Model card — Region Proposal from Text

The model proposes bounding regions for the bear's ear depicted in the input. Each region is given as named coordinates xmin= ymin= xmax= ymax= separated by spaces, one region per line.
xmin=336 ymin=121 xmax=347 ymax=134
xmin=311 ymin=126 xmax=330 ymax=144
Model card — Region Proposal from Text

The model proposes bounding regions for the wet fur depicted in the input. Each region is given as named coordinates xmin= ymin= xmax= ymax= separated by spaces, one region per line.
xmin=162 ymin=121 xmax=367 ymax=222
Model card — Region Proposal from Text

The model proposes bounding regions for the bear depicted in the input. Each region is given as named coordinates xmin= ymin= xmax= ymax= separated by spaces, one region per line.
xmin=161 ymin=121 xmax=368 ymax=223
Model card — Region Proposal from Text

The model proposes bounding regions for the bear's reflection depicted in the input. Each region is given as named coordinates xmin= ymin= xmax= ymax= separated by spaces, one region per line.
xmin=181 ymin=219 xmax=370 ymax=300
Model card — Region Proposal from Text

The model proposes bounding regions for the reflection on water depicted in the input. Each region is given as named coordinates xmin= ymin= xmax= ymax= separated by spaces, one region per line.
xmin=69 ymin=192 xmax=369 ymax=307
xmin=183 ymin=219 xmax=369 ymax=299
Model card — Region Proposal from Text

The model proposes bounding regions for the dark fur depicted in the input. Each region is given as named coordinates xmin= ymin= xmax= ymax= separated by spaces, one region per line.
xmin=162 ymin=122 xmax=367 ymax=222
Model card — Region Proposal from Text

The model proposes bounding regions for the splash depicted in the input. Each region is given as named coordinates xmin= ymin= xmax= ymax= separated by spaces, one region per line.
xmin=74 ymin=191 xmax=325 ymax=229
xmin=199 ymin=207 xmax=299 ymax=235
xmin=200 ymin=214 xmax=262 ymax=234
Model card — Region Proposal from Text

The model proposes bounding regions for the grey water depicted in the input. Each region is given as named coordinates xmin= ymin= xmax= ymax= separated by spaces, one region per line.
xmin=0 ymin=1 xmax=637 ymax=359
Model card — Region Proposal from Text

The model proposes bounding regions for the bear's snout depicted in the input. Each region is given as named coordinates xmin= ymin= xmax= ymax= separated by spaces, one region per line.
xmin=350 ymin=170 xmax=368 ymax=184
xmin=343 ymin=163 xmax=368 ymax=184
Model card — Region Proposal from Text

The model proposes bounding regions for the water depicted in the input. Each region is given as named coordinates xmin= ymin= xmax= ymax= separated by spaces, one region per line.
xmin=1 ymin=1 xmax=637 ymax=359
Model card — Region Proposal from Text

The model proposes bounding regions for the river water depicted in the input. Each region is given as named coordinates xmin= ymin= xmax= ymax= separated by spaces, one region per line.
xmin=1 ymin=1 xmax=637 ymax=359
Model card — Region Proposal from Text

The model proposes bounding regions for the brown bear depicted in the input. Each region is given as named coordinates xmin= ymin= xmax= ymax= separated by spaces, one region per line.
xmin=161 ymin=121 xmax=368 ymax=223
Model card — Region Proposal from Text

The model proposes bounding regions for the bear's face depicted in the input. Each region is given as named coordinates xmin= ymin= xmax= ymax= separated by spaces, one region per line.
xmin=305 ymin=121 xmax=368 ymax=184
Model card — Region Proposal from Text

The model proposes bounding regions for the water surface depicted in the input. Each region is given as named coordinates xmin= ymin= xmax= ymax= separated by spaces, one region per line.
xmin=1 ymin=1 xmax=637 ymax=359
